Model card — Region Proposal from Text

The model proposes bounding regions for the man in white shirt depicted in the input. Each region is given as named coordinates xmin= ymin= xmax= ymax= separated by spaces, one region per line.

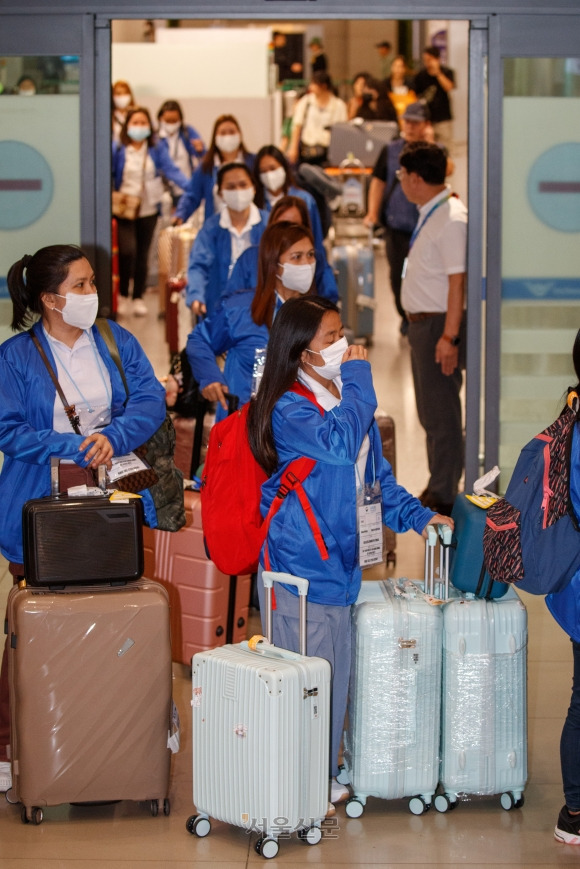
xmin=398 ymin=141 xmax=467 ymax=514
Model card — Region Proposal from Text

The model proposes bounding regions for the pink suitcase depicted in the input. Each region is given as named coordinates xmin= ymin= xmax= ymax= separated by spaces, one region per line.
xmin=143 ymin=491 xmax=252 ymax=666
xmin=7 ymin=579 xmax=173 ymax=824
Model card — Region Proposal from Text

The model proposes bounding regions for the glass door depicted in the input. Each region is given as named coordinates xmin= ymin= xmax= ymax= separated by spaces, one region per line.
xmin=0 ymin=15 xmax=95 ymax=342
xmin=486 ymin=16 xmax=580 ymax=491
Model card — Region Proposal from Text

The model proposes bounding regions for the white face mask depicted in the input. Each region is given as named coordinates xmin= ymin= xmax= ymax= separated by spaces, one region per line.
xmin=278 ymin=261 xmax=315 ymax=294
xmin=161 ymin=120 xmax=181 ymax=136
xmin=55 ymin=293 xmax=99 ymax=331
xmin=260 ymin=166 xmax=286 ymax=194
xmin=221 ymin=186 xmax=255 ymax=213
xmin=306 ymin=335 xmax=348 ymax=381
xmin=215 ymin=133 xmax=241 ymax=154
xmin=114 ymin=94 xmax=131 ymax=110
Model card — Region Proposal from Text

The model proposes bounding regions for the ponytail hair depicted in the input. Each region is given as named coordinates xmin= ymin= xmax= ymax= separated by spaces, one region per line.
xmin=7 ymin=244 xmax=86 ymax=331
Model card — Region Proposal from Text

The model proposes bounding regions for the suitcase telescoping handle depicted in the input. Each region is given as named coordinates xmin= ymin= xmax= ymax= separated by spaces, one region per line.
xmin=424 ymin=524 xmax=452 ymax=598
xmin=262 ymin=571 xmax=309 ymax=656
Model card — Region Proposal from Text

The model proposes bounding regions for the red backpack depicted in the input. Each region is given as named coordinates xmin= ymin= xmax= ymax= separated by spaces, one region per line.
xmin=200 ymin=383 xmax=329 ymax=576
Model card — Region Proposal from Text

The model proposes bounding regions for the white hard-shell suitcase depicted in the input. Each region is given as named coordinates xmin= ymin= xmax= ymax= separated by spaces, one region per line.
xmin=338 ymin=528 xmax=444 ymax=816
xmin=435 ymin=584 xmax=527 ymax=812
xmin=188 ymin=572 xmax=331 ymax=859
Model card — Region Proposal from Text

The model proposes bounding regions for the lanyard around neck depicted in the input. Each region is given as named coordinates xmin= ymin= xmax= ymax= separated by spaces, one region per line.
xmin=408 ymin=193 xmax=452 ymax=252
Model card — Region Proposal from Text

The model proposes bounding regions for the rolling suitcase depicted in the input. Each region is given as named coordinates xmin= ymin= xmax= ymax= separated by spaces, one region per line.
xmin=435 ymin=584 xmax=527 ymax=813
xmin=187 ymin=572 xmax=331 ymax=859
xmin=330 ymin=241 xmax=375 ymax=343
xmin=449 ymin=494 xmax=508 ymax=599
xmin=143 ymin=491 xmax=252 ymax=666
xmin=376 ymin=411 xmax=397 ymax=567
xmin=338 ymin=529 xmax=443 ymax=816
xmin=6 ymin=579 xmax=173 ymax=823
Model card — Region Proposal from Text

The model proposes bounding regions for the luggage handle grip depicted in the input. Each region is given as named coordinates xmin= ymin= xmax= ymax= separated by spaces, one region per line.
xmin=262 ymin=571 xmax=309 ymax=656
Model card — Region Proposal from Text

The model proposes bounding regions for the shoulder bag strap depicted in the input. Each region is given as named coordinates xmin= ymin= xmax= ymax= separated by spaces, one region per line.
xmin=29 ymin=331 xmax=82 ymax=435
xmin=95 ymin=318 xmax=129 ymax=401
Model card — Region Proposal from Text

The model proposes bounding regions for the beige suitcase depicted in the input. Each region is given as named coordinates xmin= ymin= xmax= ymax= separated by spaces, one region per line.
xmin=6 ymin=579 xmax=173 ymax=824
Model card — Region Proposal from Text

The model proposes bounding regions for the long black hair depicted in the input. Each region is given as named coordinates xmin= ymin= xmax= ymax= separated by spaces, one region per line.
xmin=247 ymin=296 xmax=339 ymax=475
xmin=6 ymin=244 xmax=86 ymax=331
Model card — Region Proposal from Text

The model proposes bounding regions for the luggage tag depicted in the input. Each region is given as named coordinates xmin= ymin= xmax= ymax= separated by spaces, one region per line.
xmin=357 ymin=480 xmax=384 ymax=568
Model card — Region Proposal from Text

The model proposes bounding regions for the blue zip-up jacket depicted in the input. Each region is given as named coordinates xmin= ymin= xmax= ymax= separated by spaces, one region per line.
xmin=154 ymin=124 xmax=206 ymax=180
xmin=225 ymin=245 xmax=338 ymax=303
xmin=187 ymin=289 xmax=271 ymax=422
xmin=259 ymin=361 xmax=434 ymax=606
xmin=112 ymin=142 xmax=189 ymax=195
xmin=186 ymin=208 xmax=269 ymax=316
xmin=546 ymin=424 xmax=580 ymax=640
xmin=262 ymin=186 xmax=324 ymax=250
xmin=174 ymin=153 xmax=256 ymax=224
xmin=0 ymin=319 xmax=166 ymax=564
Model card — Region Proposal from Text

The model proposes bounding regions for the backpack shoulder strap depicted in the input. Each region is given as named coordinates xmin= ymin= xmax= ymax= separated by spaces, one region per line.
xmin=289 ymin=380 xmax=324 ymax=416
xmin=95 ymin=318 xmax=130 ymax=400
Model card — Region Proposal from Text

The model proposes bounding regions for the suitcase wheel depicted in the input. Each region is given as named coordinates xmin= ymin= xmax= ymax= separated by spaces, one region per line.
xmin=163 ymin=798 xmax=171 ymax=816
xmin=187 ymin=813 xmax=211 ymax=837
xmin=150 ymin=800 xmax=158 ymax=817
xmin=336 ymin=763 xmax=350 ymax=786
xmin=21 ymin=805 xmax=43 ymax=825
xmin=500 ymin=791 xmax=524 ymax=811
xmin=408 ymin=795 xmax=430 ymax=815
xmin=434 ymin=793 xmax=458 ymax=813
xmin=345 ymin=797 xmax=364 ymax=818
xmin=298 ymin=825 xmax=322 ymax=846
xmin=255 ymin=835 xmax=279 ymax=859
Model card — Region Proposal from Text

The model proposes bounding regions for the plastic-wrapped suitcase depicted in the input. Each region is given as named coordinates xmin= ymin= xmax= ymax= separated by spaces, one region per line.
xmin=435 ymin=584 xmax=527 ymax=813
xmin=338 ymin=529 xmax=443 ymax=816
xmin=6 ymin=579 xmax=173 ymax=823
xmin=376 ymin=411 xmax=397 ymax=567
xmin=187 ymin=572 xmax=331 ymax=859
xmin=328 ymin=120 xmax=399 ymax=167
xmin=449 ymin=494 xmax=508 ymax=599
xmin=143 ymin=491 xmax=251 ymax=666
xmin=330 ymin=242 xmax=375 ymax=343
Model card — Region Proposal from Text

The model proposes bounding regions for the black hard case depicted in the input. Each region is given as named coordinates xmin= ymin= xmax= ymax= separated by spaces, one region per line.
xmin=22 ymin=495 xmax=144 ymax=587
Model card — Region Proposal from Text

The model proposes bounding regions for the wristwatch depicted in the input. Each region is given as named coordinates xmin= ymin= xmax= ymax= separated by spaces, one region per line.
xmin=442 ymin=333 xmax=461 ymax=347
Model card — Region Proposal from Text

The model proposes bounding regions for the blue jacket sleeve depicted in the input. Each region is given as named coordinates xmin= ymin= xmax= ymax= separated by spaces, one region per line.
xmin=373 ymin=428 xmax=435 ymax=534
xmin=152 ymin=146 xmax=189 ymax=192
xmin=273 ymin=361 xmax=377 ymax=466
xmin=186 ymin=220 xmax=217 ymax=308
xmin=185 ymin=124 xmax=206 ymax=157
xmin=187 ymin=306 xmax=234 ymax=390
xmin=175 ymin=165 xmax=208 ymax=222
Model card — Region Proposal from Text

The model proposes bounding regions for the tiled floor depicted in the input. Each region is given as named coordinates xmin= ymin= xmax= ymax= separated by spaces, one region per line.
xmin=0 ymin=215 xmax=576 ymax=866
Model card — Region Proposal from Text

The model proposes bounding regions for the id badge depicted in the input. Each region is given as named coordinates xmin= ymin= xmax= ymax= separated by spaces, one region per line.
xmin=357 ymin=481 xmax=384 ymax=568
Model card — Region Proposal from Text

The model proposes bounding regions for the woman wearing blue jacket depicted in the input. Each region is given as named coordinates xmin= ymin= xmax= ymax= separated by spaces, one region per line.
xmin=0 ymin=244 xmax=166 ymax=794
xmin=187 ymin=221 xmax=317 ymax=423
xmin=185 ymin=162 xmax=268 ymax=317
xmin=112 ymin=106 xmax=189 ymax=316
xmin=545 ymin=329 xmax=580 ymax=845
xmin=246 ymin=295 xmax=452 ymax=810
xmin=226 ymin=195 xmax=338 ymax=303
xmin=173 ymin=114 xmax=255 ymax=225
xmin=155 ymin=99 xmax=206 ymax=206
xmin=253 ymin=145 xmax=325 ymax=250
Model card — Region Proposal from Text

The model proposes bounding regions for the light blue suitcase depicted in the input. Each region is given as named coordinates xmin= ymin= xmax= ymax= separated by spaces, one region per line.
xmin=338 ymin=531 xmax=443 ymax=817
xmin=435 ymin=585 xmax=528 ymax=812
xmin=330 ymin=243 xmax=375 ymax=343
